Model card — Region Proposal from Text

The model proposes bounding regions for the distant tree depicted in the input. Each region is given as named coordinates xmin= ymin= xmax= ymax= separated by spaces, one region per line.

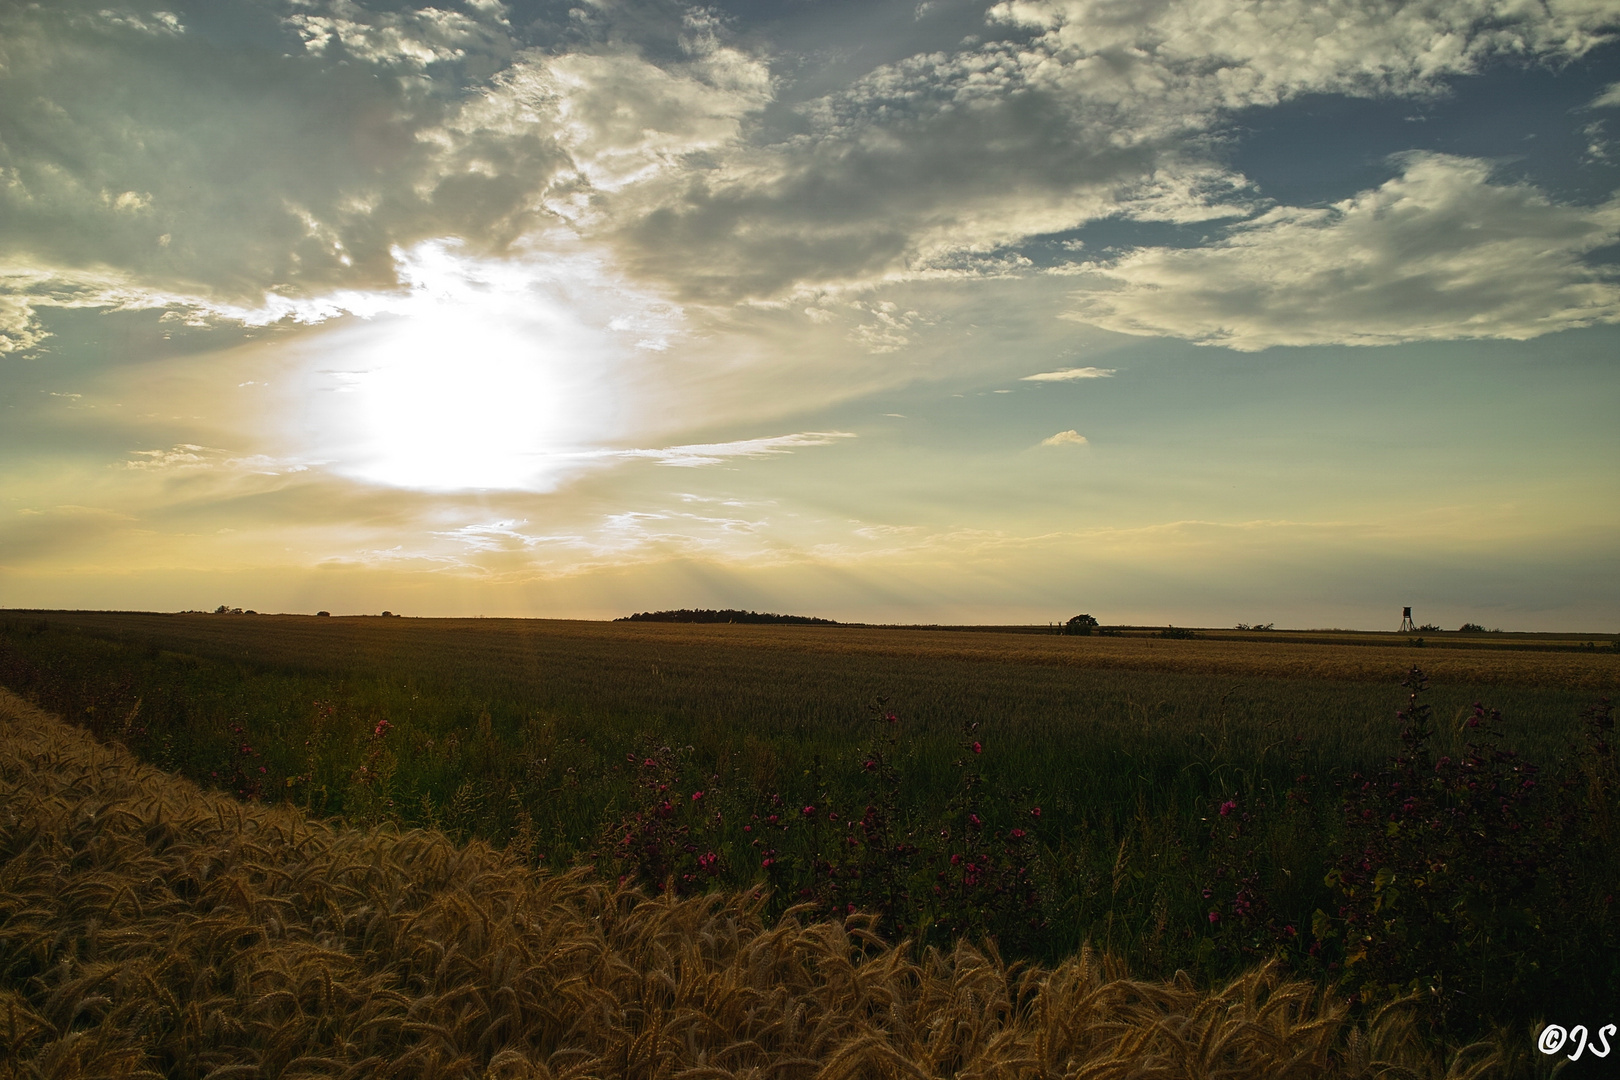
xmin=1063 ymin=614 xmax=1100 ymax=636
xmin=615 ymin=609 xmax=837 ymax=625
xmin=1458 ymin=622 xmax=1486 ymax=633
xmin=316 ymin=611 xmax=330 ymax=617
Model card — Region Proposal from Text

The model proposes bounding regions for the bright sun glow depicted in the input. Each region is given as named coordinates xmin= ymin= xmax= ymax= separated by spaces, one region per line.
xmin=311 ymin=243 xmax=631 ymax=491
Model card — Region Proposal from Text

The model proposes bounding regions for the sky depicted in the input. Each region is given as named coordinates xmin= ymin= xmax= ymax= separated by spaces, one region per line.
xmin=2 ymin=0 xmax=1618 ymax=630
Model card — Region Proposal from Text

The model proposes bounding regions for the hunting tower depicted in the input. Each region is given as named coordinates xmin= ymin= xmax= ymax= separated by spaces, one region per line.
xmin=1400 ymin=606 xmax=1416 ymax=633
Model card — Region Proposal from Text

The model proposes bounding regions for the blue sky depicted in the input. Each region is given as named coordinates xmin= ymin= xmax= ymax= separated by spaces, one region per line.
xmin=2 ymin=0 xmax=1617 ymax=628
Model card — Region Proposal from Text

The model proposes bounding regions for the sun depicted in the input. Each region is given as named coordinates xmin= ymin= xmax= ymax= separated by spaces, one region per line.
xmin=310 ymin=244 xmax=622 ymax=492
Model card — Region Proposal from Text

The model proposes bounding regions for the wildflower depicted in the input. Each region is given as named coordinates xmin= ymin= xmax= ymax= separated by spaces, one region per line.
xmin=1010 ymin=828 xmax=1026 ymax=839
xmin=743 ymin=825 xmax=752 ymax=832
xmin=1218 ymin=800 xmax=1237 ymax=816
xmin=802 ymin=805 xmax=816 ymax=816
xmin=692 ymin=790 xmax=703 ymax=801
xmin=972 ymin=741 xmax=982 ymax=754
xmin=1030 ymin=806 xmax=1041 ymax=818
xmin=1208 ymin=911 xmax=1220 ymax=923
xmin=884 ymin=712 xmax=898 ymax=723
xmin=969 ymin=813 xmax=981 ymax=826
xmin=864 ymin=760 xmax=876 ymax=770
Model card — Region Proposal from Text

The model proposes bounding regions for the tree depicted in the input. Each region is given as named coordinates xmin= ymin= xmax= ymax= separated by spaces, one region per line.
xmin=1064 ymin=614 xmax=1099 ymax=635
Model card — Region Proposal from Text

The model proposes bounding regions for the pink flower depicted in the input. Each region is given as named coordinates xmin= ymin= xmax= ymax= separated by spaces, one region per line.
xmin=1218 ymin=800 xmax=1237 ymax=817
xmin=1031 ymin=806 xmax=1042 ymax=818
xmin=802 ymin=805 xmax=816 ymax=816
xmin=1011 ymin=828 xmax=1026 ymax=839
xmin=692 ymin=791 xmax=703 ymax=801
xmin=972 ymin=741 xmax=982 ymax=754
xmin=1208 ymin=912 xmax=1220 ymax=923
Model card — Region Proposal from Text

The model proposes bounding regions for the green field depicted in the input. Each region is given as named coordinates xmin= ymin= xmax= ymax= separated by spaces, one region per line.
xmin=1 ymin=610 xmax=1616 ymax=1046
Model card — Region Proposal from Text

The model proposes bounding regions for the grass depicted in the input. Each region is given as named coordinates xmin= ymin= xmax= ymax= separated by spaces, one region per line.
xmin=0 ymin=610 xmax=1615 ymax=1057
xmin=0 ymin=686 xmax=1505 ymax=1079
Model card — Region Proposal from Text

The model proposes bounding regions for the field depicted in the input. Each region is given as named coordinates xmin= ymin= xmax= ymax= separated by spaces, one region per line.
xmin=1 ymin=610 xmax=1617 ymax=1069
xmin=0 ymin=687 xmax=1500 ymax=1080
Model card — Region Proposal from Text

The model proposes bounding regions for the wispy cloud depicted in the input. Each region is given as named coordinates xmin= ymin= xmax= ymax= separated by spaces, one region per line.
xmin=1021 ymin=366 xmax=1116 ymax=382
xmin=595 ymin=431 xmax=857 ymax=468
xmin=1067 ymin=154 xmax=1620 ymax=350
xmin=125 ymin=445 xmax=310 ymax=475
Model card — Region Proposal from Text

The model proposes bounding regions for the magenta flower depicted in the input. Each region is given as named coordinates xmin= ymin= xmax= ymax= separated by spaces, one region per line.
xmin=972 ymin=741 xmax=982 ymax=754
xmin=1208 ymin=911 xmax=1220 ymax=923
xmin=802 ymin=805 xmax=816 ymax=816
xmin=1218 ymin=800 xmax=1237 ymax=817
xmin=691 ymin=791 xmax=703 ymax=801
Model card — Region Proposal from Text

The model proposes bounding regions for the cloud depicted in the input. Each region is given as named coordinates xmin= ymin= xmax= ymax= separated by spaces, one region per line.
xmin=607 ymin=0 xmax=1617 ymax=299
xmin=1040 ymin=429 xmax=1089 ymax=446
xmin=600 ymin=431 xmax=857 ymax=468
xmin=1066 ymin=154 xmax=1620 ymax=350
xmin=124 ymin=444 xmax=310 ymax=476
xmin=285 ymin=1 xmax=508 ymax=69
xmin=1021 ymin=366 xmax=1116 ymax=381
xmin=1592 ymin=82 xmax=1620 ymax=108
xmin=4 ymin=0 xmax=1617 ymax=380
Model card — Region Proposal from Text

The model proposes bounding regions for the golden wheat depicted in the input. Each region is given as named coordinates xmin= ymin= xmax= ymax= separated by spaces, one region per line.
xmin=0 ymin=687 xmax=1501 ymax=1079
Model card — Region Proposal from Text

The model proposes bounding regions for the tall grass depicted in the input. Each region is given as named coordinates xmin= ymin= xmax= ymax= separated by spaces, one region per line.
xmin=0 ymin=687 xmax=1501 ymax=1079
xmin=0 ymin=613 xmax=1614 ymax=1047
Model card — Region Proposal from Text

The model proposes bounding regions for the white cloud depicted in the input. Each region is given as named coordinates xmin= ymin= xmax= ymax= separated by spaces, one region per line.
xmin=989 ymin=0 xmax=1615 ymax=104
xmin=1592 ymin=82 xmax=1620 ymax=108
xmin=601 ymin=431 xmax=857 ymax=468
xmin=1021 ymin=366 xmax=1116 ymax=381
xmin=1066 ymin=154 xmax=1620 ymax=350
xmin=606 ymin=0 xmax=1617 ymax=300
xmin=285 ymin=1 xmax=508 ymax=69
xmin=1040 ymin=429 xmax=1089 ymax=446
xmin=124 ymin=444 xmax=311 ymax=475
xmin=88 ymin=9 xmax=184 ymax=36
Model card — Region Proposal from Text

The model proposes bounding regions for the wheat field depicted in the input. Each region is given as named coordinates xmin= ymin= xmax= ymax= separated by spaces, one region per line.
xmin=0 ymin=687 xmax=1513 ymax=1080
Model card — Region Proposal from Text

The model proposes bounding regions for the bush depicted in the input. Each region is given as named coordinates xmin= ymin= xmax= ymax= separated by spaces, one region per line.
xmin=1315 ymin=670 xmax=1620 ymax=1031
